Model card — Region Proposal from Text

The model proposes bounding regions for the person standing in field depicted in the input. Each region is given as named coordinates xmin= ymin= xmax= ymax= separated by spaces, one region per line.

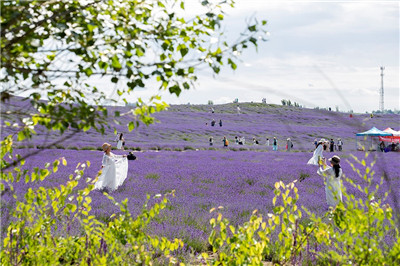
xmin=222 ymin=136 xmax=229 ymax=147
xmin=219 ymin=119 xmax=222 ymax=127
xmin=286 ymin=138 xmax=292 ymax=151
xmin=317 ymin=155 xmax=343 ymax=208
xmin=307 ymin=139 xmax=328 ymax=165
xmin=337 ymin=138 xmax=343 ymax=151
xmin=266 ymin=138 xmax=270 ymax=146
xmin=329 ymin=139 xmax=334 ymax=152
xmin=116 ymin=133 xmax=125 ymax=150
xmin=209 ymin=136 xmax=214 ymax=146
xmin=95 ymin=143 xmax=128 ymax=191
xmin=273 ymin=137 xmax=278 ymax=151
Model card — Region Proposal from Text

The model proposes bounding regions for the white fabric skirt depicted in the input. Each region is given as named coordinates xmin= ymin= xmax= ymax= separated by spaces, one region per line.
xmin=95 ymin=157 xmax=128 ymax=191
xmin=117 ymin=140 xmax=123 ymax=149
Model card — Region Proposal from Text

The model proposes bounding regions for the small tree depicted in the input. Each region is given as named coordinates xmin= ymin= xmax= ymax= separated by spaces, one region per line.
xmin=1 ymin=0 xmax=267 ymax=134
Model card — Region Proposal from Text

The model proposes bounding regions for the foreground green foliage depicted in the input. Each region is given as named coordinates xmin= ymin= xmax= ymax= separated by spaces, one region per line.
xmin=308 ymin=154 xmax=400 ymax=264
xmin=1 ymin=161 xmax=182 ymax=265
xmin=203 ymin=153 xmax=400 ymax=265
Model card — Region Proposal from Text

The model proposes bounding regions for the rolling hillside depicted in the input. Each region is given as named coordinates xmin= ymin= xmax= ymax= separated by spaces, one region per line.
xmin=2 ymin=97 xmax=399 ymax=151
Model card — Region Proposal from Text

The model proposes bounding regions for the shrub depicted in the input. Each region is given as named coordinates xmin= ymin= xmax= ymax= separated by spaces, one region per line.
xmin=203 ymin=153 xmax=400 ymax=265
xmin=184 ymin=146 xmax=195 ymax=150
xmin=80 ymin=146 xmax=94 ymax=150
xmin=145 ymin=173 xmax=160 ymax=180
xmin=307 ymin=153 xmax=400 ymax=264
xmin=0 ymin=155 xmax=182 ymax=265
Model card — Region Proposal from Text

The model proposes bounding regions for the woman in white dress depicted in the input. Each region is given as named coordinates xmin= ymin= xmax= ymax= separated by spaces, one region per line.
xmin=95 ymin=143 xmax=128 ymax=191
xmin=317 ymin=155 xmax=343 ymax=207
xmin=307 ymin=139 xmax=328 ymax=165
xmin=116 ymin=133 xmax=125 ymax=150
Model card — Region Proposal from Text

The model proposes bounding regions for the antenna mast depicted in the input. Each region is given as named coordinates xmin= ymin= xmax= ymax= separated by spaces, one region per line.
xmin=379 ymin=66 xmax=385 ymax=112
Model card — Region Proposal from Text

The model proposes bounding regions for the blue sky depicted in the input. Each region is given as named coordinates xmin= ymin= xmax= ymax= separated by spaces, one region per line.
xmin=123 ymin=0 xmax=398 ymax=113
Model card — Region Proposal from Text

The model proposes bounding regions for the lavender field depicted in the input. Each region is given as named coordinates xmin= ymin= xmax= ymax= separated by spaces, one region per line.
xmin=1 ymin=97 xmax=400 ymax=259
xmin=3 ymin=97 xmax=400 ymax=151
xmin=2 ymin=148 xmax=399 ymax=253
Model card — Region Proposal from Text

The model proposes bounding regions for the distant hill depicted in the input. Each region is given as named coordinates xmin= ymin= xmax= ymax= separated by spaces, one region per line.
xmin=2 ymin=96 xmax=399 ymax=151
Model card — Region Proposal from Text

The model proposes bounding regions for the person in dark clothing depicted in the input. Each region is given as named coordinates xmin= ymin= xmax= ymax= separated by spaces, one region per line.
xmin=219 ymin=119 xmax=222 ymax=127
xmin=273 ymin=137 xmax=278 ymax=151
xmin=379 ymin=141 xmax=385 ymax=152
xmin=211 ymin=119 xmax=216 ymax=126
xmin=329 ymin=139 xmax=334 ymax=152
xmin=222 ymin=136 xmax=229 ymax=147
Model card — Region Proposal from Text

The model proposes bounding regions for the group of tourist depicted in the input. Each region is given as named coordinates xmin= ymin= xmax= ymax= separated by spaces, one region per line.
xmin=208 ymin=119 xmax=223 ymax=127
xmin=314 ymin=138 xmax=344 ymax=152
xmin=208 ymin=135 xmax=295 ymax=152
xmin=97 ymin=125 xmax=344 ymax=211
xmin=379 ymin=141 xmax=400 ymax=152
xmin=96 ymin=133 xmax=344 ymax=211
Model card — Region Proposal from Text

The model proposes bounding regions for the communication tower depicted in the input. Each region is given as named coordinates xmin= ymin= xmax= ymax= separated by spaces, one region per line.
xmin=379 ymin=66 xmax=384 ymax=112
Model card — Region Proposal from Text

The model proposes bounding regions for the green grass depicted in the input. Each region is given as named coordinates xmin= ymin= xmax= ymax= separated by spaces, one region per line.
xmin=239 ymin=210 xmax=251 ymax=218
xmin=184 ymin=146 xmax=195 ymax=150
xmin=145 ymin=173 xmax=160 ymax=180
xmin=245 ymin=178 xmax=255 ymax=186
xmin=200 ymin=179 xmax=214 ymax=184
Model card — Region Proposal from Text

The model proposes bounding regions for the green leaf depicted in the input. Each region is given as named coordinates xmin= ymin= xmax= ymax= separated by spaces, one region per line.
xmin=17 ymin=131 xmax=26 ymax=141
xmin=67 ymin=203 xmax=77 ymax=213
xmin=128 ymin=121 xmax=135 ymax=131
xmin=87 ymin=24 xmax=96 ymax=32
xmin=248 ymin=25 xmax=257 ymax=32
xmin=84 ymin=68 xmax=93 ymax=77
xmin=169 ymin=85 xmax=181 ymax=96
xmin=228 ymin=58 xmax=237 ymax=70
xmin=111 ymin=55 xmax=122 ymax=69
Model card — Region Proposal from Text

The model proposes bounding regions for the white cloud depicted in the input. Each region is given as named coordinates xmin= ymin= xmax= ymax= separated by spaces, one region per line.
xmin=100 ymin=1 xmax=399 ymax=113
